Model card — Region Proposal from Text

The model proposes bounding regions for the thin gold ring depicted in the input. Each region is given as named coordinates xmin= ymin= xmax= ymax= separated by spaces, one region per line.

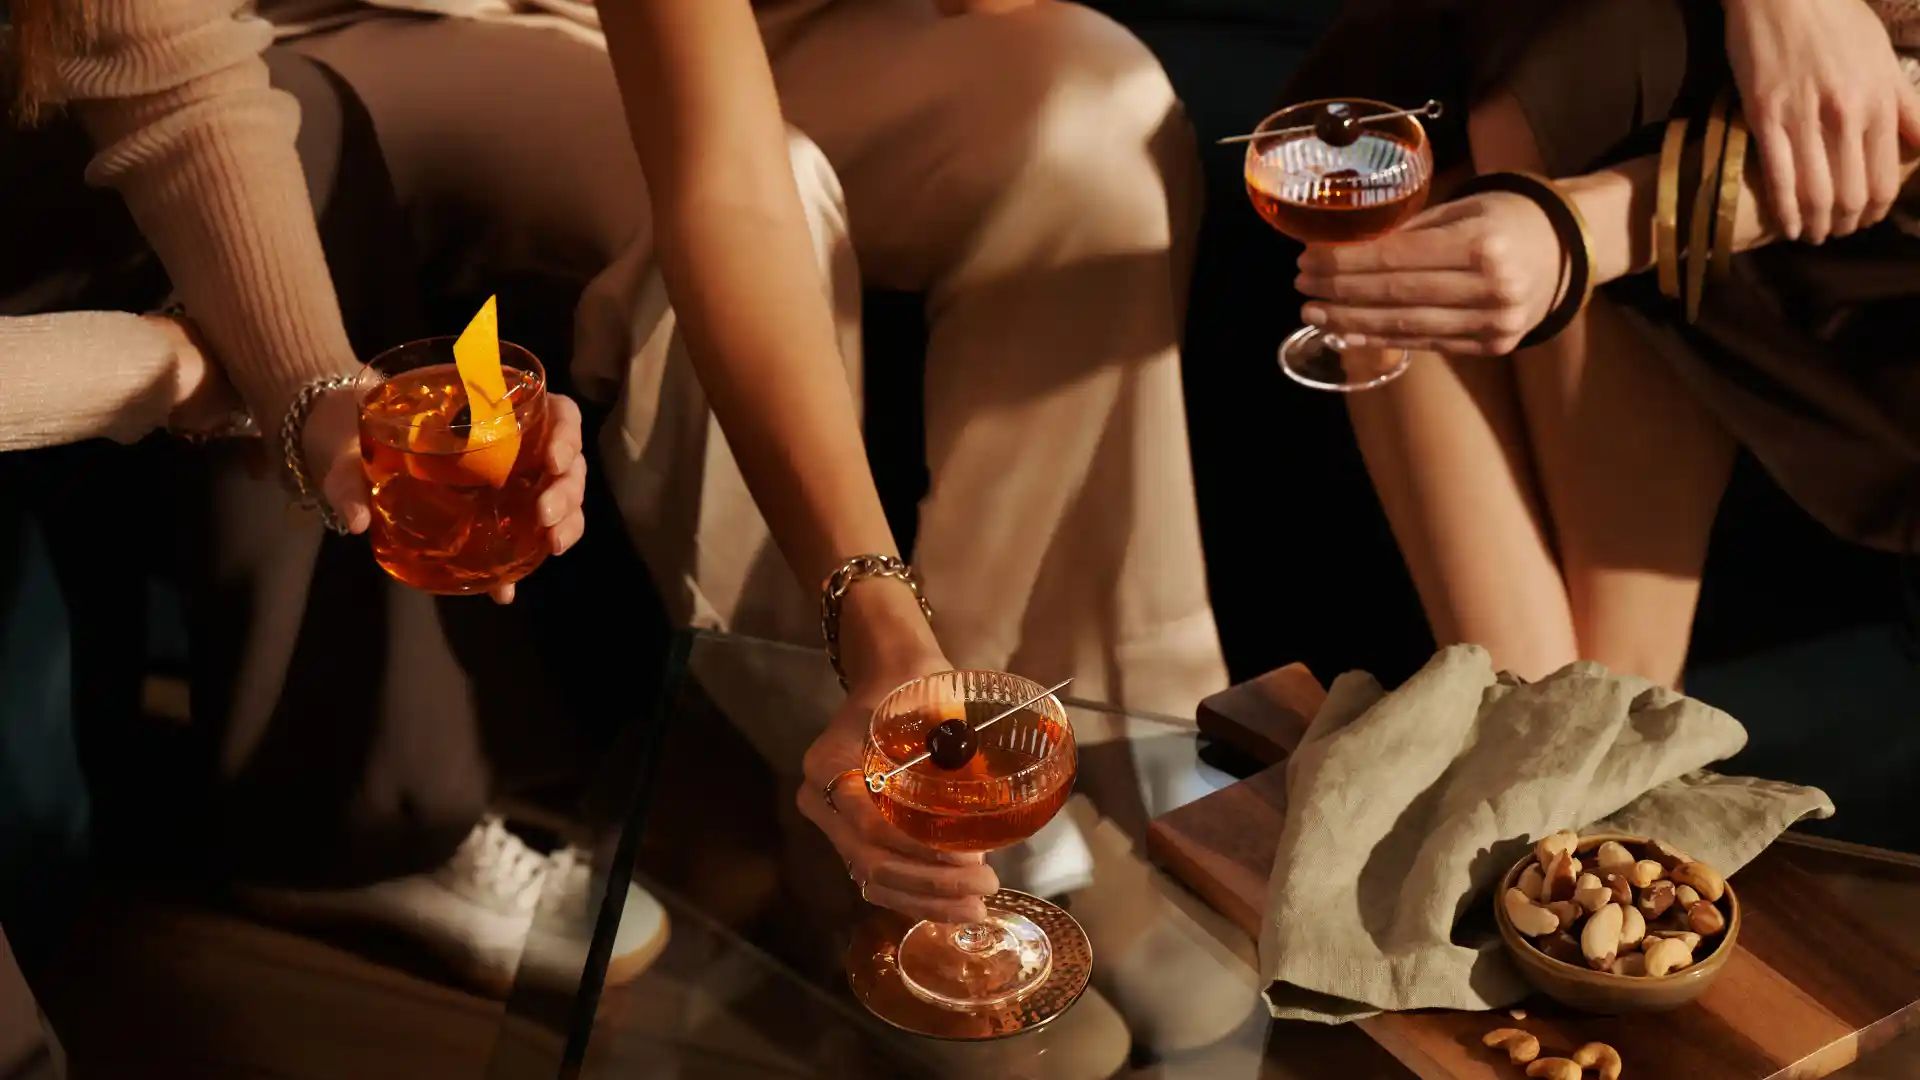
xmin=821 ymin=768 xmax=864 ymax=814
xmin=859 ymin=880 xmax=872 ymax=903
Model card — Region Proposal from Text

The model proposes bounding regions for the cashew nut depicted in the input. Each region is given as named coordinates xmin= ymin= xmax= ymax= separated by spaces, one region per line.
xmin=1534 ymin=830 xmax=1579 ymax=868
xmin=1647 ymin=929 xmax=1702 ymax=952
xmin=1619 ymin=903 xmax=1647 ymax=948
xmin=1593 ymin=840 xmax=1635 ymax=875
xmin=1573 ymin=1041 xmax=1624 ymax=1080
xmin=1582 ymin=902 xmax=1625 ymax=970
xmin=1629 ymin=859 xmax=1666 ymax=889
xmin=1602 ymin=872 xmax=1634 ymax=906
xmin=1482 ymin=1028 xmax=1542 ymax=1064
xmin=1643 ymin=935 xmax=1694 ymax=976
xmin=1506 ymin=888 xmax=1561 ymax=937
xmin=1610 ymin=952 xmax=1648 ymax=977
xmin=1526 ymin=1058 xmax=1582 ymax=1080
xmin=1686 ymin=899 xmax=1727 ymax=937
xmin=1546 ymin=851 xmax=1580 ymax=903
xmin=1518 ymin=863 xmax=1547 ymax=902
xmin=1637 ymin=880 xmax=1676 ymax=919
xmin=1674 ymin=883 xmax=1702 ymax=908
xmin=1672 ymin=861 xmax=1726 ymax=903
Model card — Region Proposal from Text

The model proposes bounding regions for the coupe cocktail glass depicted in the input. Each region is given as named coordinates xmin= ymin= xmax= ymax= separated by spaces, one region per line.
xmin=356 ymin=337 xmax=549 ymax=595
xmin=862 ymin=670 xmax=1076 ymax=1010
xmin=1246 ymin=97 xmax=1434 ymax=391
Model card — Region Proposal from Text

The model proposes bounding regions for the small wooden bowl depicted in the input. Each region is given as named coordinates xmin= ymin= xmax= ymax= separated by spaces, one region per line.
xmin=1493 ymin=832 xmax=1741 ymax=1013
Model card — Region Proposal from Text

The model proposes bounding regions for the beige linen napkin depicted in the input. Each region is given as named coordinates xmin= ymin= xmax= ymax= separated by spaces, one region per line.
xmin=1258 ymin=645 xmax=1834 ymax=1023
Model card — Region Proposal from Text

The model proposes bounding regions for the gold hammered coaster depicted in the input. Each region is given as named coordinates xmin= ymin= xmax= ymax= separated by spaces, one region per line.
xmin=846 ymin=889 xmax=1093 ymax=1041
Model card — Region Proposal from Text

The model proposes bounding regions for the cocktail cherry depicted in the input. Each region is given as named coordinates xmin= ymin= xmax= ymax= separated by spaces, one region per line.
xmin=925 ymin=718 xmax=979 ymax=770
xmin=1314 ymin=102 xmax=1360 ymax=148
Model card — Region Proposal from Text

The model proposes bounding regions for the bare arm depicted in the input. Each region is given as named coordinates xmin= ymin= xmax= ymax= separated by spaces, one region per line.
xmin=1296 ymin=135 xmax=1919 ymax=356
xmin=1561 ymin=141 xmax=1920 ymax=285
xmin=597 ymin=0 xmax=940 ymax=680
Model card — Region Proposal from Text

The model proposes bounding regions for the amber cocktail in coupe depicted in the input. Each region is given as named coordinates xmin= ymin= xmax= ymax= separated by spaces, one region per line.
xmin=1245 ymin=97 xmax=1435 ymax=391
xmin=861 ymin=671 xmax=1076 ymax=1012
xmin=356 ymin=320 xmax=549 ymax=595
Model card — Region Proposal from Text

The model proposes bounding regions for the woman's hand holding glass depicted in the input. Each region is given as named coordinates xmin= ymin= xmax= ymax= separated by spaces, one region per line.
xmin=798 ymin=662 xmax=1002 ymax=926
xmin=794 ymin=584 xmax=1000 ymax=925
xmin=303 ymin=387 xmax=590 ymax=604
xmin=1294 ymin=192 xmax=1564 ymax=358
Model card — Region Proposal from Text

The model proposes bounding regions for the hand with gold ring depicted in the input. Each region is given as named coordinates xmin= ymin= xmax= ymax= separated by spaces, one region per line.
xmin=798 ymin=661 xmax=998 ymax=923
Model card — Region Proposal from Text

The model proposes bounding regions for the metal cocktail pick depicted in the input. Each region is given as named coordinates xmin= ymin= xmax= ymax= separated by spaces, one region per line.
xmin=1216 ymin=99 xmax=1444 ymax=145
xmin=864 ymin=678 xmax=1073 ymax=794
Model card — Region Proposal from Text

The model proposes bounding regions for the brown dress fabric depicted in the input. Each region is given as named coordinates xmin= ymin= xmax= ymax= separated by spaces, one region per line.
xmin=1283 ymin=0 xmax=1920 ymax=554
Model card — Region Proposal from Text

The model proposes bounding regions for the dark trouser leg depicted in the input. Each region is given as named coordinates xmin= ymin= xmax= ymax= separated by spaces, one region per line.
xmin=179 ymin=51 xmax=577 ymax=887
xmin=53 ymin=50 xmax=573 ymax=890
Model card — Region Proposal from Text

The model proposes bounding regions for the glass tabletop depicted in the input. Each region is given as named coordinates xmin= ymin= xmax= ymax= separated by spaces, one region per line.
xmin=548 ymin=630 xmax=1920 ymax=1080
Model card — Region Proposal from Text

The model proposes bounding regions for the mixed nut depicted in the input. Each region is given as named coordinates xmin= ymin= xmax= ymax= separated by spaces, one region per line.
xmin=1503 ymin=832 xmax=1730 ymax=978
xmin=1483 ymin=1031 xmax=1624 ymax=1080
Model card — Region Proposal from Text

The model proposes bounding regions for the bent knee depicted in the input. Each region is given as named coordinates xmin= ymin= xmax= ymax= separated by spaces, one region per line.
xmin=976 ymin=7 xmax=1197 ymax=236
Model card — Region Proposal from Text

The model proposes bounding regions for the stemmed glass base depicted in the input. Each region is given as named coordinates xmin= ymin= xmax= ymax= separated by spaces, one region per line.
xmin=896 ymin=906 xmax=1054 ymax=1010
xmin=1280 ymin=326 xmax=1411 ymax=392
xmin=846 ymin=889 xmax=1092 ymax=1040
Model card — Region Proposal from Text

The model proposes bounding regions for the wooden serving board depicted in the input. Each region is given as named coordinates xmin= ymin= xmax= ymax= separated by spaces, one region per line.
xmin=1148 ymin=666 xmax=1920 ymax=1080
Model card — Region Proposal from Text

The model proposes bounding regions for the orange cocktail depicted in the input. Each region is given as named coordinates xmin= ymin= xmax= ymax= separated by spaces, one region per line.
xmin=861 ymin=671 xmax=1076 ymax=1012
xmin=356 ymin=335 xmax=549 ymax=595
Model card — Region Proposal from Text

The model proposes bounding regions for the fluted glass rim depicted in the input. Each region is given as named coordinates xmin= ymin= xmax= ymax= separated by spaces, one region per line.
xmin=865 ymin=669 xmax=1075 ymax=800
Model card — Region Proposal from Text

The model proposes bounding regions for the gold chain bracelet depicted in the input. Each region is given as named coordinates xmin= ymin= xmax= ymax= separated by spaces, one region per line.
xmin=820 ymin=553 xmax=933 ymax=688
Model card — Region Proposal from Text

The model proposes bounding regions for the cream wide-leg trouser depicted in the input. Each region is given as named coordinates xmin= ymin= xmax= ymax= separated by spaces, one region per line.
xmin=581 ymin=0 xmax=1228 ymax=719
xmin=285 ymin=3 xmax=1254 ymax=1067
xmin=289 ymin=0 xmax=1226 ymax=716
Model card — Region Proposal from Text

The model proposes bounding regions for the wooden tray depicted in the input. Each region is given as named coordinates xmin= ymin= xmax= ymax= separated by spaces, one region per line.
xmin=1148 ymin=666 xmax=1920 ymax=1080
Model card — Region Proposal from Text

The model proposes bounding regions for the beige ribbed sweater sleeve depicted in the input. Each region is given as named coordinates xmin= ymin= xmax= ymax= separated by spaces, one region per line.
xmin=58 ymin=0 xmax=359 ymax=434
xmin=0 ymin=312 xmax=184 ymax=451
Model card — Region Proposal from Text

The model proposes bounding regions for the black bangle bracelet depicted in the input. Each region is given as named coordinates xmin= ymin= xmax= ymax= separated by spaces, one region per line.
xmin=1450 ymin=171 xmax=1595 ymax=351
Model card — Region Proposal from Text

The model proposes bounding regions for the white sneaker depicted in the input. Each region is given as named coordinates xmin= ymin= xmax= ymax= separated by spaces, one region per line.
xmin=525 ymin=845 xmax=670 ymax=990
xmin=235 ymin=815 xmax=668 ymax=996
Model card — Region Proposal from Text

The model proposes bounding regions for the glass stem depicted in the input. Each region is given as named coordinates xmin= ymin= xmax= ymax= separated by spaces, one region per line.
xmin=949 ymin=921 xmax=1004 ymax=954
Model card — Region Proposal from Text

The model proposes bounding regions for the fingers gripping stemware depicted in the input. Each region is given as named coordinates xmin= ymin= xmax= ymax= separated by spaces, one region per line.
xmin=856 ymin=670 xmax=1078 ymax=1015
xmin=1244 ymin=97 xmax=1437 ymax=391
